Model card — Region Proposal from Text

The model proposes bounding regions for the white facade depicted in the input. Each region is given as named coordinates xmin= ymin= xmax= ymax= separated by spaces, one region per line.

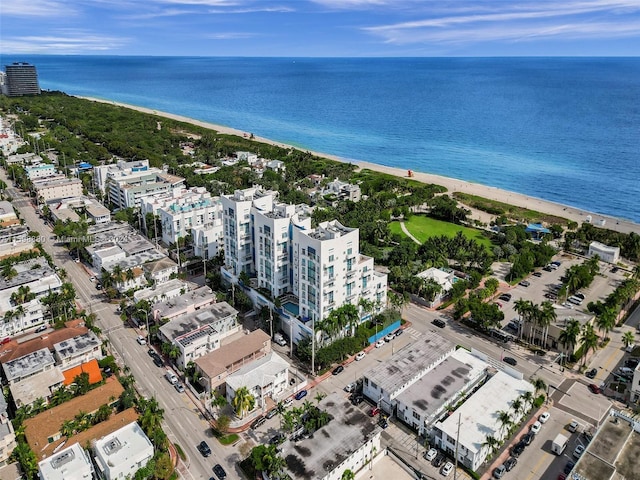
xmin=38 ymin=442 xmax=94 ymax=480
xmin=191 ymin=222 xmax=223 ymax=260
xmin=25 ymin=163 xmax=55 ymax=180
xmin=226 ymin=351 xmax=290 ymax=410
xmin=588 ymin=241 xmax=620 ymax=264
xmin=221 ymin=187 xmax=277 ymax=277
xmin=253 ymin=201 xmax=311 ymax=298
xmin=432 ymin=371 xmax=534 ymax=472
xmin=291 ymin=220 xmax=387 ymax=325
xmin=93 ymin=422 xmax=154 ymax=480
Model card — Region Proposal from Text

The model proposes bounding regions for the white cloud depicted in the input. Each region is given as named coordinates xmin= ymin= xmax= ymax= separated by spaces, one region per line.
xmin=0 ymin=0 xmax=76 ymax=17
xmin=2 ymin=31 xmax=129 ymax=54
xmin=204 ymin=32 xmax=257 ymax=39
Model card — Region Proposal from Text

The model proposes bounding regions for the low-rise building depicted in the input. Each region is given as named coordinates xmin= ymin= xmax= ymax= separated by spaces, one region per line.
xmin=93 ymin=422 xmax=154 ymax=480
xmin=194 ymin=329 xmax=271 ymax=395
xmin=362 ymin=334 xmax=455 ymax=414
xmin=279 ymin=392 xmax=382 ymax=480
xmin=3 ymin=347 xmax=57 ymax=385
xmin=0 ymin=201 xmax=18 ymax=226
xmin=588 ymin=241 xmax=620 ymax=264
xmin=85 ymin=203 xmax=111 ymax=224
xmin=24 ymin=163 xmax=55 ymax=180
xmin=415 ymin=267 xmax=457 ymax=307
xmin=226 ymin=351 xmax=290 ymax=410
xmin=520 ymin=307 xmax=594 ymax=354
xmin=87 ymin=242 xmax=127 ymax=270
xmin=324 ymin=178 xmax=361 ymax=202
xmin=53 ymin=331 xmax=102 ymax=370
xmin=133 ymin=278 xmax=189 ymax=305
xmin=33 ymin=177 xmax=83 ymax=202
xmin=151 ymin=286 xmax=216 ymax=322
xmin=142 ymin=257 xmax=178 ymax=285
xmin=0 ymin=391 xmax=16 ymax=467
xmin=158 ymin=301 xmax=240 ymax=369
xmin=0 ymin=224 xmax=29 ymax=244
xmin=38 ymin=442 xmax=94 ymax=480
xmin=432 ymin=371 xmax=534 ymax=472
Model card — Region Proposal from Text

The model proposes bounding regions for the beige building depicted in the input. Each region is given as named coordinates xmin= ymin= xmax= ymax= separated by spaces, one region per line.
xmin=33 ymin=177 xmax=83 ymax=202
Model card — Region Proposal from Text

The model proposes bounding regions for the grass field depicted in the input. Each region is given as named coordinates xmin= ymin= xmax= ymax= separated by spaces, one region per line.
xmin=390 ymin=216 xmax=493 ymax=248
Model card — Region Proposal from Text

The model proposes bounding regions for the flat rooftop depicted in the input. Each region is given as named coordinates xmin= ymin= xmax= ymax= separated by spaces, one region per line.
xmin=53 ymin=331 xmax=101 ymax=361
xmin=3 ymin=347 xmax=56 ymax=382
xmin=396 ymin=349 xmax=488 ymax=422
xmin=574 ymin=413 xmax=640 ymax=480
xmin=160 ymin=302 xmax=238 ymax=344
xmin=38 ymin=442 xmax=93 ymax=480
xmin=280 ymin=392 xmax=381 ymax=480
xmin=133 ymin=278 xmax=188 ymax=303
xmin=364 ymin=334 xmax=455 ymax=396
xmin=9 ymin=367 xmax=65 ymax=407
xmin=152 ymin=286 xmax=216 ymax=319
xmin=195 ymin=329 xmax=270 ymax=378
xmin=0 ymin=264 xmax=59 ymax=291
xmin=435 ymin=371 xmax=534 ymax=455
xmin=226 ymin=351 xmax=290 ymax=391
xmin=94 ymin=421 xmax=153 ymax=469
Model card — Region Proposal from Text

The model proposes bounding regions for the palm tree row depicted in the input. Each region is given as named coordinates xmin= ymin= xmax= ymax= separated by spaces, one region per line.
xmin=513 ymin=299 xmax=557 ymax=347
xmin=483 ymin=388 xmax=537 ymax=457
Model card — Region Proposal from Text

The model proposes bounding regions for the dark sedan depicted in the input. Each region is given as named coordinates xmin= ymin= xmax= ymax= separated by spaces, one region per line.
xmin=332 ymin=365 xmax=344 ymax=375
xmin=586 ymin=368 xmax=597 ymax=379
xmin=213 ymin=464 xmax=227 ymax=479
xmin=503 ymin=357 xmax=517 ymax=366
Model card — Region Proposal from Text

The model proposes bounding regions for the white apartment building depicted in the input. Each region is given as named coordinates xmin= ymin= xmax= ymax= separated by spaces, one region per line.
xmin=94 ymin=159 xmax=154 ymax=193
xmin=24 ymin=163 xmax=55 ymax=180
xmin=38 ymin=442 xmax=94 ymax=480
xmin=33 ymin=177 xmax=83 ymax=202
xmin=221 ymin=187 xmax=277 ymax=277
xmin=253 ymin=201 xmax=312 ymax=298
xmin=291 ymin=220 xmax=387 ymax=325
xmin=141 ymin=186 xmax=223 ymax=246
xmin=588 ymin=241 xmax=620 ymax=264
xmin=0 ymin=393 xmax=16 ymax=468
xmin=93 ymin=422 xmax=154 ymax=480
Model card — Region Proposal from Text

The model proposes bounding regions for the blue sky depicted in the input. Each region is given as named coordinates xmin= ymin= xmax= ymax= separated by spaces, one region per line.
xmin=1 ymin=0 xmax=639 ymax=56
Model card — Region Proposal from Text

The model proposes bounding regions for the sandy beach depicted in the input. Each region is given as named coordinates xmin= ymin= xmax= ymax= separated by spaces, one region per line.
xmin=84 ymin=96 xmax=640 ymax=236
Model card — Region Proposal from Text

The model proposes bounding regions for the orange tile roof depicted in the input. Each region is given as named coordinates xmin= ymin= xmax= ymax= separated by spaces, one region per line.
xmin=62 ymin=359 xmax=102 ymax=386
xmin=0 ymin=322 xmax=88 ymax=363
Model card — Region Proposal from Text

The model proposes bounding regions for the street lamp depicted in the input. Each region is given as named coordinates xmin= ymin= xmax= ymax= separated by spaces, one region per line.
xmin=137 ymin=308 xmax=150 ymax=343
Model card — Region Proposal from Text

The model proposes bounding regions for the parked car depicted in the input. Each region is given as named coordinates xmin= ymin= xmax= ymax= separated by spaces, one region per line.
xmin=375 ymin=339 xmax=385 ymax=348
xmin=568 ymin=420 xmax=579 ymax=433
xmin=89 ymin=276 xmax=96 ymax=282
xmin=250 ymin=416 xmax=266 ymax=430
xmin=35 ymin=325 xmax=47 ymax=333
xmin=498 ymin=293 xmax=512 ymax=302
xmin=424 ymin=448 xmax=438 ymax=461
xmin=355 ymin=351 xmax=366 ymax=361
xmin=283 ymin=398 xmax=293 ymax=408
xmin=295 ymin=389 xmax=308 ymax=400
xmin=269 ymin=433 xmax=285 ymax=445
xmin=212 ymin=464 xmax=227 ymax=480
xmin=564 ymin=461 xmax=575 ymax=474
xmin=197 ymin=441 xmax=211 ymax=457
xmin=519 ymin=280 xmax=530 ymax=287
xmin=511 ymin=441 xmax=526 ymax=457
xmin=379 ymin=417 xmax=388 ymax=429
xmin=503 ymin=356 xmax=517 ymax=366
xmin=174 ymin=382 xmax=185 ymax=393
xmin=533 ymin=271 xmax=542 ymax=277
xmin=432 ymin=318 xmax=446 ymax=328
xmin=345 ymin=382 xmax=356 ymax=393
xmin=332 ymin=365 xmax=344 ymax=375
xmin=504 ymin=456 xmax=517 ymax=471
xmin=370 ymin=407 xmax=380 ymax=417
xmin=441 ymin=462 xmax=454 ymax=477
xmin=588 ymin=383 xmax=601 ymax=394
xmin=586 ymin=368 xmax=597 ymax=379
xmin=351 ymin=394 xmax=364 ymax=405
xmin=394 ymin=328 xmax=404 ymax=337
xmin=539 ymin=412 xmax=551 ymax=423
xmin=530 ymin=421 xmax=542 ymax=434
xmin=573 ymin=445 xmax=585 ymax=459
xmin=384 ymin=333 xmax=395 ymax=342
xmin=492 ymin=464 xmax=506 ymax=479
xmin=152 ymin=354 xmax=164 ymax=367
xmin=521 ymin=432 xmax=534 ymax=446
xmin=136 ymin=335 xmax=147 ymax=345
xmin=432 ymin=453 xmax=445 ymax=467
xmin=265 ymin=408 xmax=278 ymax=419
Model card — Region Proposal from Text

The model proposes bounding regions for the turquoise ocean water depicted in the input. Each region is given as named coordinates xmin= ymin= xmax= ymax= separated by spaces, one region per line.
xmin=3 ymin=56 xmax=639 ymax=222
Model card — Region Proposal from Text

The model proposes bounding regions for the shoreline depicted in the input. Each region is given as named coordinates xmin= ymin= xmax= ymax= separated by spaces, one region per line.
xmin=82 ymin=96 xmax=640 ymax=236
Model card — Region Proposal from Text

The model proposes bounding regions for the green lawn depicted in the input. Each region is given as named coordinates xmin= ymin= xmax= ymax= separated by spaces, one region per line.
xmin=390 ymin=216 xmax=493 ymax=248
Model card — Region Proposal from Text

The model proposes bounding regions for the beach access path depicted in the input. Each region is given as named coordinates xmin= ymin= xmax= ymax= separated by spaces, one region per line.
xmin=83 ymin=97 xmax=640 ymax=236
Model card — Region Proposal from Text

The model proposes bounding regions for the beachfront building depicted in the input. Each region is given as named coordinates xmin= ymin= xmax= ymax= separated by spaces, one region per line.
xmin=38 ymin=442 xmax=94 ymax=480
xmin=588 ymin=241 xmax=620 ymax=264
xmin=431 ymin=371 xmax=534 ymax=472
xmin=324 ymin=178 xmax=362 ymax=202
xmin=93 ymin=422 xmax=154 ymax=480
xmin=3 ymin=62 xmax=40 ymax=97
xmin=290 ymin=219 xmax=387 ymax=330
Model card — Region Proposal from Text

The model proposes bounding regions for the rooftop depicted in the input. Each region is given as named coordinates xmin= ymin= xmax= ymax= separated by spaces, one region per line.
xmin=195 ymin=329 xmax=271 ymax=378
xmin=280 ymin=391 xmax=381 ymax=480
xmin=53 ymin=331 xmax=101 ymax=360
xmin=364 ymin=333 xmax=455 ymax=396
xmin=62 ymin=359 xmax=102 ymax=386
xmin=94 ymin=421 xmax=153 ymax=469
xmin=3 ymin=347 xmax=56 ymax=382
xmin=9 ymin=367 xmax=65 ymax=407
xmin=38 ymin=442 xmax=93 ymax=480
xmin=308 ymin=220 xmax=356 ymax=241
xmin=435 ymin=371 xmax=534 ymax=454
xmin=159 ymin=301 xmax=238 ymax=343
xmin=152 ymin=286 xmax=216 ymax=319
xmin=226 ymin=351 xmax=290 ymax=391
xmin=142 ymin=257 xmax=178 ymax=275
xmin=133 ymin=278 xmax=189 ymax=303
xmin=103 ymin=250 xmax=165 ymax=272
xmin=0 ymin=264 xmax=59 ymax=292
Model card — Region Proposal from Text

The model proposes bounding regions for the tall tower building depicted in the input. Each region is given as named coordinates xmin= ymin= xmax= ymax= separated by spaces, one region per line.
xmin=5 ymin=62 xmax=41 ymax=96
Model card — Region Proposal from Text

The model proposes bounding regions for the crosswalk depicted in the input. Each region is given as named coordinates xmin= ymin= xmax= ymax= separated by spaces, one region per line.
xmin=404 ymin=327 xmax=422 ymax=339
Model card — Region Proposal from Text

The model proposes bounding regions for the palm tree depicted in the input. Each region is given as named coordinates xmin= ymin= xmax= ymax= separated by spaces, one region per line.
xmin=521 ymin=391 xmax=534 ymax=412
xmin=596 ymin=308 xmax=617 ymax=341
xmin=342 ymin=469 xmax=355 ymax=480
xmin=513 ymin=298 xmax=532 ymax=341
xmin=622 ymin=331 xmax=635 ymax=350
xmin=482 ymin=434 xmax=499 ymax=457
xmin=275 ymin=400 xmax=287 ymax=429
xmin=232 ymin=386 xmax=255 ymax=419
xmin=538 ymin=301 xmax=557 ymax=349
xmin=496 ymin=410 xmax=513 ymax=438
xmin=580 ymin=323 xmax=599 ymax=366
xmin=139 ymin=397 xmax=164 ymax=434
xmin=314 ymin=392 xmax=326 ymax=405
xmin=112 ymin=264 xmax=124 ymax=283
xmin=511 ymin=398 xmax=523 ymax=419
xmin=558 ymin=319 xmax=581 ymax=359
xmin=60 ymin=420 xmax=76 ymax=438
xmin=532 ymin=378 xmax=547 ymax=398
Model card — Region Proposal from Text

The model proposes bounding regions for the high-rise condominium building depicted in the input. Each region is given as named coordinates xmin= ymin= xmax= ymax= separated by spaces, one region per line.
xmin=4 ymin=63 xmax=41 ymax=97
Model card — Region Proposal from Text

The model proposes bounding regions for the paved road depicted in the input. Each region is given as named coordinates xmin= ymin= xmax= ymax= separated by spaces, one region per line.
xmin=1 ymin=171 xmax=238 ymax=480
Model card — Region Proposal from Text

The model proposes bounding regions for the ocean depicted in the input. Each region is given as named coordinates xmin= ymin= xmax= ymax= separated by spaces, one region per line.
xmin=3 ymin=55 xmax=639 ymax=222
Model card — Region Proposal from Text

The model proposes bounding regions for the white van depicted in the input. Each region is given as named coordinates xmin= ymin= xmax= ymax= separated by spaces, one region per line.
xmin=165 ymin=369 xmax=178 ymax=385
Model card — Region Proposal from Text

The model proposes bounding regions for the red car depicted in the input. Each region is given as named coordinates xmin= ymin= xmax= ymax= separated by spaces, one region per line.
xmin=370 ymin=407 xmax=380 ymax=417
xmin=588 ymin=383 xmax=601 ymax=394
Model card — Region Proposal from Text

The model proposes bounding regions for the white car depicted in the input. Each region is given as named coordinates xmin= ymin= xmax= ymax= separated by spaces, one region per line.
xmin=530 ymin=421 xmax=542 ymax=434
xmin=375 ymin=339 xmax=385 ymax=348
xmin=441 ymin=462 xmax=454 ymax=476
xmin=355 ymin=351 xmax=366 ymax=361
xmin=539 ymin=412 xmax=551 ymax=424
xmin=573 ymin=445 xmax=585 ymax=458
xmin=424 ymin=448 xmax=438 ymax=461
xmin=136 ymin=335 xmax=146 ymax=345
xmin=89 ymin=276 xmax=96 ymax=282
xmin=384 ymin=333 xmax=395 ymax=342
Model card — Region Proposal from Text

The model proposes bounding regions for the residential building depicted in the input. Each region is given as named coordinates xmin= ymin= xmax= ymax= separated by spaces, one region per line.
xmin=221 ymin=187 xmax=277 ymax=277
xmin=0 ymin=201 xmax=17 ymax=226
xmin=23 ymin=377 xmax=125 ymax=458
xmin=279 ymin=392 xmax=382 ymax=480
xmin=432 ymin=371 xmax=534 ymax=471
xmin=225 ymin=351 xmax=290 ymax=410
xmin=394 ymin=349 xmax=490 ymax=436
xmin=33 ymin=177 xmax=83 ymax=202
xmin=38 ymin=442 xmax=94 ymax=480
xmin=87 ymin=242 xmax=127 ymax=270
xmin=291 ymin=219 xmax=387 ymax=328
xmin=0 ymin=391 xmax=16 ymax=467
xmin=324 ymin=178 xmax=362 ymax=202
xmin=415 ymin=267 xmax=457 ymax=307
xmin=158 ymin=301 xmax=240 ymax=369
xmin=191 ymin=221 xmax=223 ymax=260
xmin=518 ymin=307 xmax=594 ymax=354
xmin=253 ymin=201 xmax=311 ymax=298
xmin=5 ymin=152 xmax=40 ymax=165
xmin=93 ymin=422 xmax=154 ymax=480
xmin=133 ymin=278 xmax=189 ymax=305
xmin=151 ymin=285 xmax=216 ymax=322
xmin=3 ymin=348 xmax=66 ymax=407
xmin=0 ymin=224 xmax=29 ymax=243
xmin=588 ymin=241 xmax=620 ymax=264
xmin=4 ymin=63 xmax=40 ymax=97
xmin=266 ymin=159 xmax=286 ymax=174
xmin=85 ymin=203 xmax=111 ymax=224
xmin=93 ymin=159 xmax=156 ymax=194
xmin=53 ymin=331 xmax=102 ymax=369
xmin=24 ymin=163 xmax=55 ymax=180
xmin=194 ymin=329 xmax=271 ymax=395
xmin=362 ymin=334 xmax=455 ymax=414
xmin=142 ymin=257 xmax=178 ymax=285
xmin=61 ymin=359 xmax=103 ymax=387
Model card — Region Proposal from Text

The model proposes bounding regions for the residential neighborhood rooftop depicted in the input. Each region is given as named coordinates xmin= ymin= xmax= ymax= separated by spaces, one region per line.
xmin=195 ymin=329 xmax=271 ymax=378
xmin=53 ymin=331 xmax=101 ymax=361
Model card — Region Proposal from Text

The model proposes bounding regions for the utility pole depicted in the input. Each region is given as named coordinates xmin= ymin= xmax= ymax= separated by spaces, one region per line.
xmin=454 ymin=412 xmax=461 ymax=480
xmin=311 ymin=313 xmax=315 ymax=376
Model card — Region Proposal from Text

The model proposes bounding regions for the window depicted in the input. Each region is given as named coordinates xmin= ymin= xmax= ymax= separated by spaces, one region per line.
xmin=413 ymin=411 xmax=420 ymax=420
